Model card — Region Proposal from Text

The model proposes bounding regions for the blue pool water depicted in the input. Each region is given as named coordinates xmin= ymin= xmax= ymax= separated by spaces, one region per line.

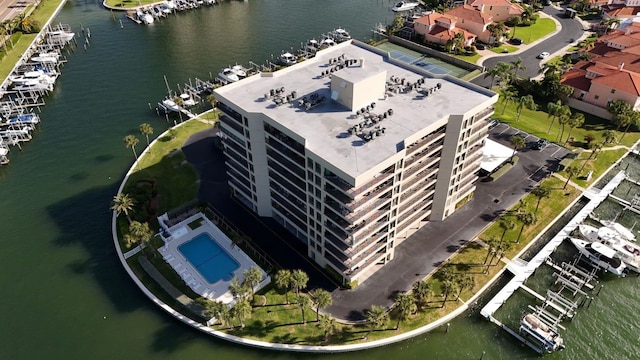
xmin=178 ymin=233 xmax=240 ymax=284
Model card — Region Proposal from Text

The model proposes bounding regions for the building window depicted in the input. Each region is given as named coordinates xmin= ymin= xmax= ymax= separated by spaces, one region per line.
xmin=611 ymin=89 xmax=616 ymax=94
xmin=594 ymin=95 xmax=599 ymax=100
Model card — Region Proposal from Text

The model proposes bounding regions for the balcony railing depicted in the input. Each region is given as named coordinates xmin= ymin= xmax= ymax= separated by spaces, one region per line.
xmin=324 ymin=207 xmax=350 ymax=228
xmin=345 ymin=241 xmax=387 ymax=267
xmin=397 ymin=207 xmax=430 ymax=233
xmin=475 ymin=106 xmax=494 ymax=122
xmin=345 ymin=229 xmax=387 ymax=257
xmin=266 ymin=136 xmax=305 ymax=168
xmin=346 ymin=247 xmax=387 ymax=276
xmin=325 ymin=165 xmax=394 ymax=197
xmin=267 ymin=148 xmax=305 ymax=179
xmin=405 ymin=145 xmax=443 ymax=168
xmin=406 ymin=129 xmax=446 ymax=155
xmin=264 ymin=123 xmax=305 ymax=154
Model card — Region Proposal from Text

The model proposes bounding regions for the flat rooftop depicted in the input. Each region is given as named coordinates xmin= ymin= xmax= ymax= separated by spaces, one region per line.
xmin=215 ymin=41 xmax=495 ymax=180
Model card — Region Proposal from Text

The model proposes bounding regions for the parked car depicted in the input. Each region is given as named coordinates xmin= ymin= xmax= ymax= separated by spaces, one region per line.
xmin=475 ymin=43 xmax=486 ymax=50
xmin=509 ymin=37 xmax=523 ymax=45
xmin=488 ymin=118 xmax=499 ymax=129
xmin=531 ymin=139 xmax=549 ymax=150
xmin=537 ymin=52 xmax=550 ymax=59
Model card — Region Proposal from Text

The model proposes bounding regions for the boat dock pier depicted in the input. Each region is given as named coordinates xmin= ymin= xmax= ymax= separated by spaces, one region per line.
xmin=480 ymin=171 xmax=626 ymax=353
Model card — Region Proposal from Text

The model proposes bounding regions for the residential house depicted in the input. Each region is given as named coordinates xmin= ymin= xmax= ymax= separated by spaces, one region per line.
xmin=467 ymin=0 xmax=525 ymax=22
xmin=413 ymin=5 xmax=492 ymax=45
xmin=561 ymin=26 xmax=640 ymax=116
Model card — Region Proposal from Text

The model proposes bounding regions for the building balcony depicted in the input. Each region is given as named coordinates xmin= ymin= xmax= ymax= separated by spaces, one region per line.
xmin=405 ymin=144 xmax=443 ymax=168
xmin=266 ymin=136 xmax=305 ymax=168
xmin=402 ymin=167 xmax=438 ymax=193
xmin=345 ymin=240 xmax=386 ymax=267
xmin=325 ymin=165 xmax=394 ymax=198
xmin=264 ymin=123 xmax=305 ymax=154
xmin=345 ymin=247 xmax=387 ymax=276
xmin=266 ymin=148 xmax=305 ymax=179
xmin=269 ymin=172 xmax=306 ymax=201
xmin=268 ymin=158 xmax=305 ymax=184
xmin=475 ymin=106 xmax=494 ymax=122
xmin=220 ymin=114 xmax=244 ymax=135
xmin=345 ymin=228 xmax=388 ymax=257
xmin=397 ymin=206 xmax=430 ymax=233
xmin=324 ymin=207 xmax=350 ymax=228
xmin=406 ymin=129 xmax=446 ymax=155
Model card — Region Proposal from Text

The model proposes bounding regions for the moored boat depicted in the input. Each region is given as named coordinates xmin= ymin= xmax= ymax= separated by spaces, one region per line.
xmin=569 ymin=237 xmax=627 ymax=276
xmin=579 ymin=224 xmax=640 ymax=273
xmin=600 ymin=220 xmax=635 ymax=241
xmin=331 ymin=28 xmax=351 ymax=42
xmin=519 ymin=313 xmax=565 ymax=353
xmin=179 ymin=93 xmax=196 ymax=107
xmin=218 ymin=68 xmax=240 ymax=83
xmin=391 ymin=1 xmax=420 ymax=12
xmin=231 ymin=65 xmax=247 ymax=79
xmin=278 ymin=52 xmax=297 ymax=66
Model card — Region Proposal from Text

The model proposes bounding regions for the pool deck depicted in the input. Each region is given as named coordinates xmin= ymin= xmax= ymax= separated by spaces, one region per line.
xmin=157 ymin=212 xmax=271 ymax=306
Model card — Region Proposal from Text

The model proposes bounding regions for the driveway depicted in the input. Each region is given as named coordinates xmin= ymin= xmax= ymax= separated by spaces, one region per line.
xmin=183 ymin=125 xmax=570 ymax=321
xmin=472 ymin=6 xmax=586 ymax=88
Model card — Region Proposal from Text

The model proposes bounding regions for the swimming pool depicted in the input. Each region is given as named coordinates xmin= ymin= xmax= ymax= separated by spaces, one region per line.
xmin=178 ymin=233 xmax=240 ymax=284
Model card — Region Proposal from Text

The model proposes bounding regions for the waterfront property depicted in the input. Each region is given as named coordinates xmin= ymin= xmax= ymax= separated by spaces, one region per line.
xmin=213 ymin=39 xmax=498 ymax=286
xmin=157 ymin=211 xmax=270 ymax=304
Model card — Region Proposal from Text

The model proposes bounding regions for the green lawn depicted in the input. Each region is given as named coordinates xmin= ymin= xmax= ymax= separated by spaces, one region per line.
xmin=452 ymin=52 xmax=482 ymax=64
xmin=561 ymin=148 xmax=628 ymax=189
xmin=479 ymin=176 xmax=580 ymax=258
xmin=490 ymin=45 xmax=518 ymax=54
xmin=492 ymin=97 xmax=640 ymax=149
xmin=511 ymin=18 xmax=556 ymax=44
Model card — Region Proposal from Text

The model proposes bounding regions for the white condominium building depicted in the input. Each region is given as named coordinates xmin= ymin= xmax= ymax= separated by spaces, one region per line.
xmin=213 ymin=40 xmax=498 ymax=286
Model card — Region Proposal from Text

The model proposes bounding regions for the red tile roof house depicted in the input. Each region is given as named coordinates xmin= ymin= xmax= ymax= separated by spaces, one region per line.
xmin=561 ymin=27 xmax=640 ymax=118
xmin=413 ymin=6 xmax=493 ymax=46
xmin=467 ymin=0 xmax=525 ymax=22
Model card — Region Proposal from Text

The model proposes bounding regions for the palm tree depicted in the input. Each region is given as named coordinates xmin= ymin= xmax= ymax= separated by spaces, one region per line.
xmin=563 ymin=165 xmax=580 ymax=190
xmin=123 ymin=134 xmax=139 ymax=160
xmin=602 ymin=129 xmax=617 ymax=145
xmin=486 ymin=22 xmax=507 ymax=44
xmin=290 ymin=269 xmax=309 ymax=295
xmin=453 ymin=32 xmax=465 ymax=53
xmin=242 ymin=266 xmax=263 ymax=302
xmin=309 ymin=288 xmax=332 ymax=322
xmin=206 ymin=93 xmax=218 ymax=108
xmin=139 ymin=123 xmax=153 ymax=148
xmin=565 ymin=113 xmax=585 ymax=144
xmin=455 ymin=274 xmax=475 ymax=301
xmin=364 ymin=305 xmax=389 ymax=339
xmin=295 ymin=293 xmax=311 ymax=324
xmin=128 ymin=221 xmax=153 ymax=251
xmin=274 ymin=269 xmax=292 ymax=304
xmin=317 ymin=314 xmax=338 ymax=342
xmin=232 ymin=297 xmax=252 ymax=328
xmin=491 ymin=240 xmax=511 ymax=266
xmin=620 ymin=111 xmax=640 ymax=141
xmin=500 ymin=88 xmax=517 ymax=115
xmin=531 ymin=185 xmax=551 ymax=213
xmin=229 ymin=276 xmax=249 ymax=300
xmin=412 ymin=280 xmax=432 ymax=309
xmin=485 ymin=65 xmax=502 ymax=89
xmin=510 ymin=58 xmax=526 ymax=80
xmin=498 ymin=218 xmax=516 ymax=243
xmin=110 ymin=192 xmax=135 ymax=224
xmin=588 ymin=141 xmax=603 ymax=160
xmin=204 ymin=301 xmax=228 ymax=326
xmin=515 ymin=211 xmax=536 ymax=243
xmin=546 ymin=100 xmax=561 ymax=133
xmin=496 ymin=61 xmax=514 ymax=87
xmin=557 ymin=112 xmax=571 ymax=143
xmin=394 ymin=293 xmax=416 ymax=330
xmin=580 ymin=36 xmax=597 ymax=50
xmin=515 ymin=95 xmax=537 ymax=121
xmin=483 ymin=242 xmax=496 ymax=266
xmin=440 ymin=280 xmax=458 ymax=308
xmin=509 ymin=134 xmax=526 ymax=161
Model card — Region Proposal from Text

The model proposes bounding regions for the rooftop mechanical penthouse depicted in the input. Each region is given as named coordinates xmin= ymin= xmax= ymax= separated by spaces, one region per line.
xmin=213 ymin=40 xmax=498 ymax=286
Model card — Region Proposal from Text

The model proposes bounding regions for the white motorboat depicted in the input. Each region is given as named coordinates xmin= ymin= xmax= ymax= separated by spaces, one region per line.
xmin=137 ymin=10 xmax=154 ymax=24
xmin=9 ymin=70 xmax=56 ymax=86
xmin=519 ymin=313 xmax=565 ymax=353
xmin=231 ymin=65 xmax=247 ymax=79
xmin=278 ymin=52 xmax=297 ymax=66
xmin=179 ymin=93 xmax=196 ymax=107
xmin=12 ymin=79 xmax=54 ymax=92
xmin=165 ymin=0 xmax=177 ymax=10
xmin=319 ymin=38 xmax=336 ymax=49
xmin=30 ymin=53 xmax=59 ymax=64
xmin=218 ymin=68 xmax=240 ymax=83
xmin=569 ymin=237 xmax=627 ymax=276
xmin=331 ymin=28 xmax=351 ymax=42
xmin=160 ymin=98 xmax=180 ymax=112
xmin=47 ymin=30 xmax=75 ymax=44
xmin=0 ymin=126 xmax=32 ymax=138
xmin=579 ymin=224 xmax=640 ymax=273
xmin=599 ymin=220 xmax=635 ymax=241
xmin=304 ymin=39 xmax=321 ymax=54
xmin=392 ymin=1 xmax=420 ymax=12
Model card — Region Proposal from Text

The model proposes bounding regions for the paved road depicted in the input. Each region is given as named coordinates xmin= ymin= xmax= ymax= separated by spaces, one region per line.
xmin=183 ymin=124 xmax=570 ymax=321
xmin=0 ymin=0 xmax=35 ymax=23
xmin=472 ymin=6 xmax=586 ymax=88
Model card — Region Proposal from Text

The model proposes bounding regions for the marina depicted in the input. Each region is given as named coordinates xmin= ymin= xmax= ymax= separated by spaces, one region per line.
xmin=0 ymin=23 xmax=81 ymax=166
